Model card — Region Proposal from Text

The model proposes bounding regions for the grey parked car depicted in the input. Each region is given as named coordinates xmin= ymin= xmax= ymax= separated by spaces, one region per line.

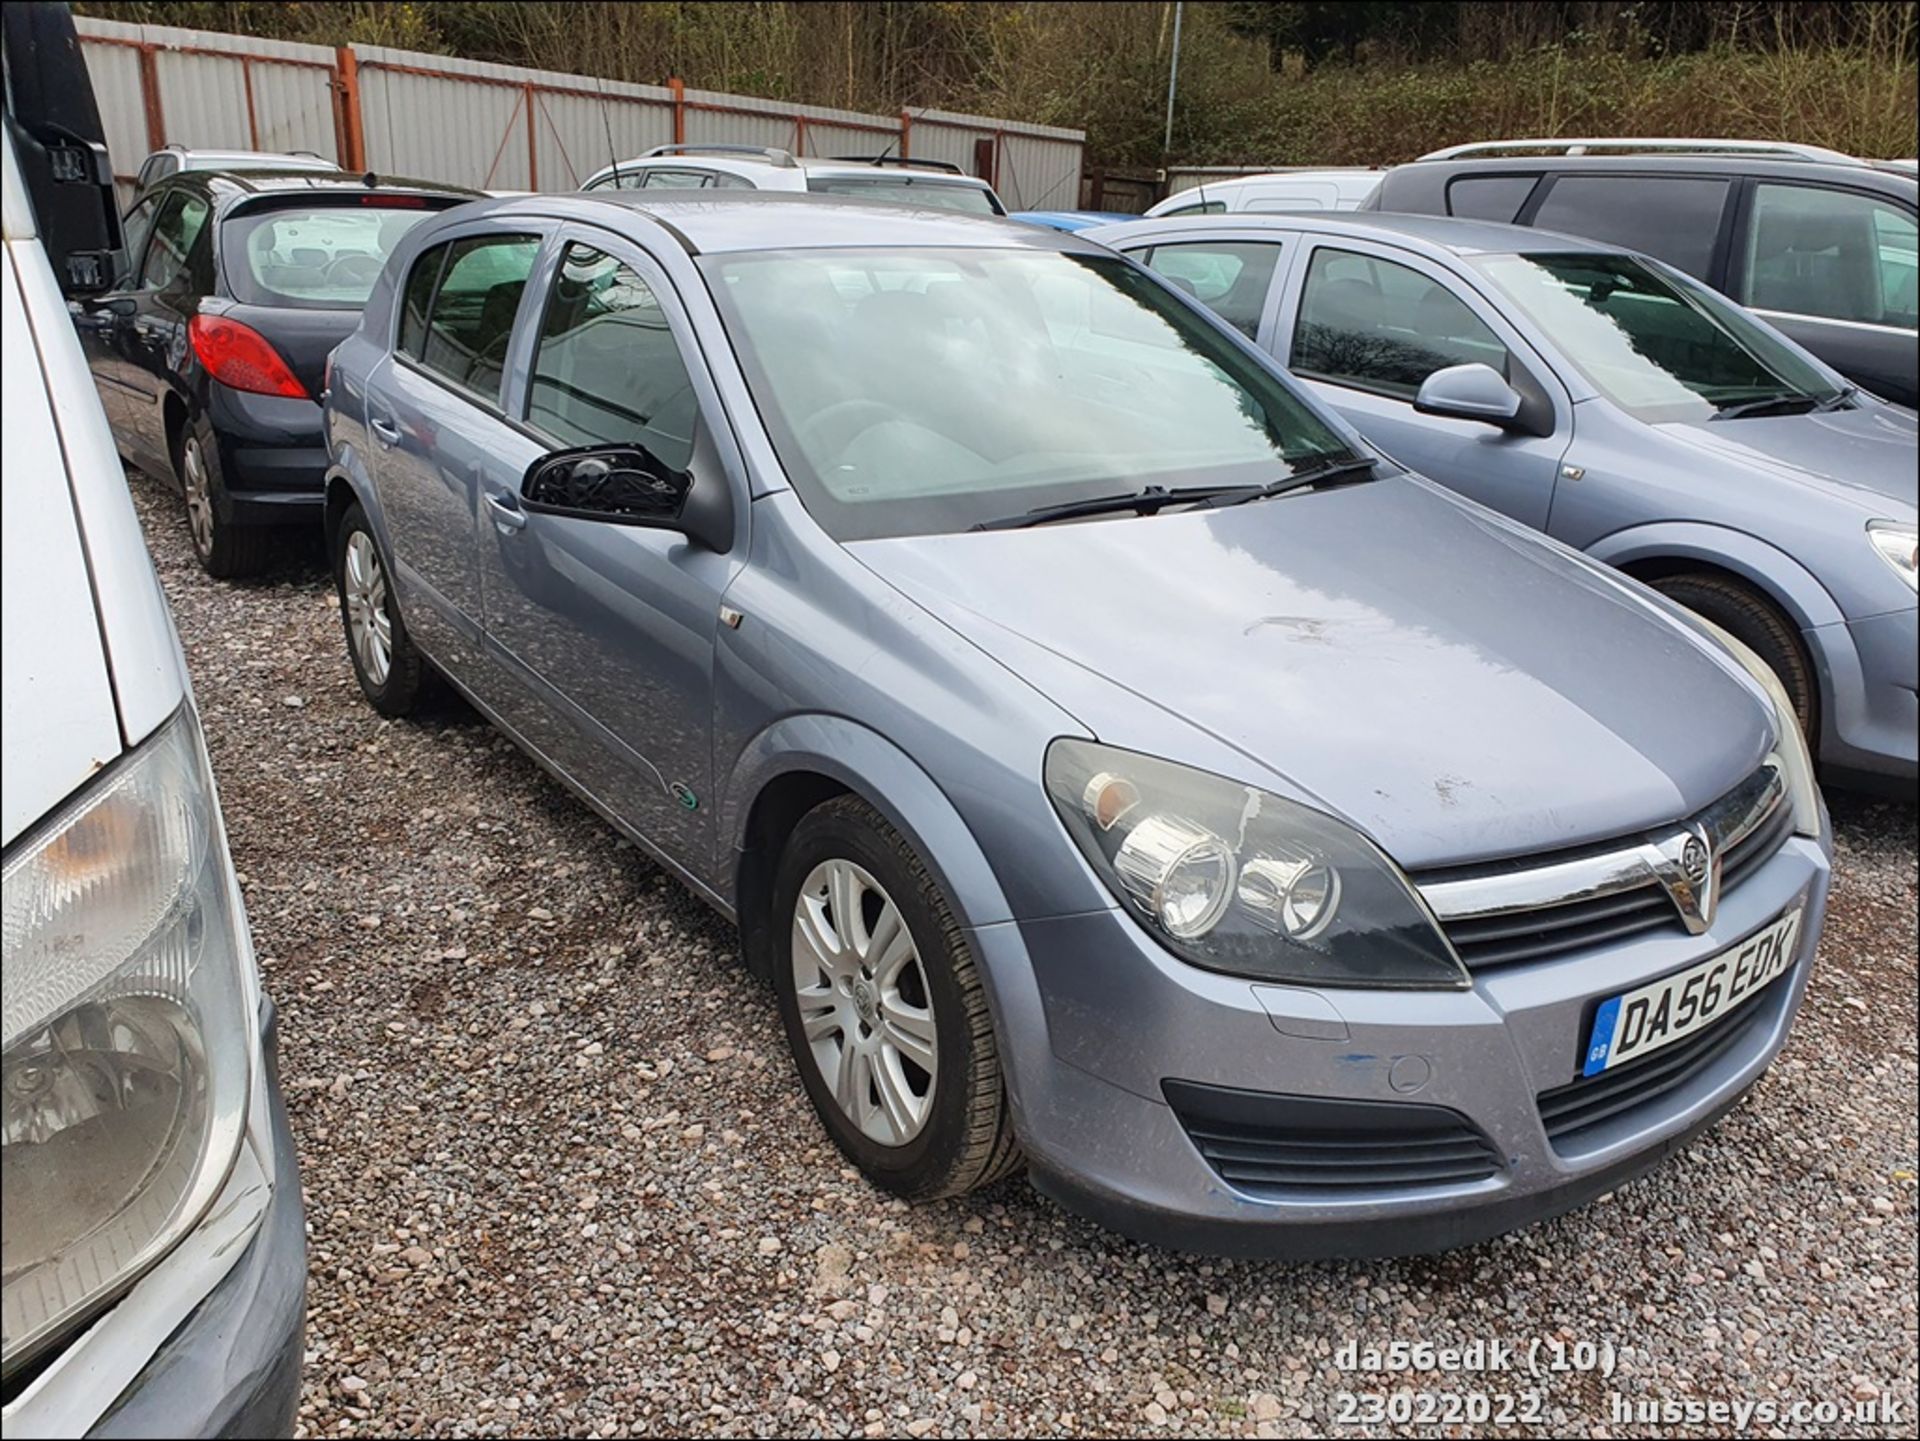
xmin=1089 ymin=212 xmax=1918 ymax=792
xmin=322 ymin=193 xmax=1830 ymax=1257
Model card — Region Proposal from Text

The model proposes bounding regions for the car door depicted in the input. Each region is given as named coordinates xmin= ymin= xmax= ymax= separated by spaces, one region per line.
xmin=476 ymin=229 xmax=746 ymax=867
xmin=366 ymin=225 xmax=550 ymax=691
xmin=1274 ymin=238 xmax=1571 ymax=530
xmin=1105 ymin=228 xmax=1294 ymax=348
xmin=1727 ymin=180 xmax=1919 ymax=407
xmin=70 ymin=191 xmax=158 ymax=443
xmin=113 ymin=186 xmax=213 ymax=474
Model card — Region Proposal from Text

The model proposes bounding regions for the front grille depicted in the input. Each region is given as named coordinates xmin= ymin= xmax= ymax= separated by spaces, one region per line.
xmin=1419 ymin=766 xmax=1791 ymax=971
xmin=1536 ymin=973 xmax=1786 ymax=1150
xmin=1164 ymin=1081 xmax=1502 ymax=1199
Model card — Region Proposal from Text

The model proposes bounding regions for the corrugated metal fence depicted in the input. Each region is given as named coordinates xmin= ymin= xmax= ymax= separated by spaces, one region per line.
xmin=75 ymin=16 xmax=1086 ymax=210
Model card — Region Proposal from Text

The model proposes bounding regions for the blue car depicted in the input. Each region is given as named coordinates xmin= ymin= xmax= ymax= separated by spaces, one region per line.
xmin=1091 ymin=213 xmax=1919 ymax=791
xmin=1012 ymin=209 xmax=1140 ymax=233
xmin=323 ymin=194 xmax=1828 ymax=1257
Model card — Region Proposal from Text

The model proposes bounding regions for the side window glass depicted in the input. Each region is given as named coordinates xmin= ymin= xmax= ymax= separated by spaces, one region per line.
xmin=1163 ymin=200 xmax=1226 ymax=218
xmin=1292 ymin=247 xmax=1509 ymax=396
xmin=527 ymin=243 xmax=699 ymax=470
xmin=709 ymin=172 xmax=755 ymax=190
xmin=398 ymin=244 xmax=447 ymax=359
xmin=417 ymin=233 xmax=541 ymax=404
xmin=642 ymin=169 xmax=712 ymax=190
xmin=1141 ymin=241 xmax=1284 ymax=338
xmin=1743 ymin=184 xmax=1918 ymax=330
xmin=139 ymin=192 xmax=210 ymax=290
xmin=1447 ymin=174 xmax=1539 ymax=223
xmin=1530 ymin=175 xmax=1729 ymax=276
xmin=119 ymin=197 xmax=157 ymax=284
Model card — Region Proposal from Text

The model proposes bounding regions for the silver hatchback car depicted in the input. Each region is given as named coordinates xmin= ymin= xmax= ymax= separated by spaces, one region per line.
xmin=322 ymin=194 xmax=1830 ymax=1257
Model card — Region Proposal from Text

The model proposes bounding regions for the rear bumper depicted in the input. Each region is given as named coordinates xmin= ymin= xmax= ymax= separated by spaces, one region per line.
xmin=86 ymin=1001 xmax=306 ymax=1439
xmin=206 ymin=383 xmax=326 ymax=528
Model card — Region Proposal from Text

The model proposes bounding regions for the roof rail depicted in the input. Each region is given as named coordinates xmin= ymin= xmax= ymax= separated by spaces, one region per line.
xmin=638 ymin=143 xmax=798 ymax=168
xmin=1417 ymin=138 xmax=1862 ymax=166
xmin=826 ymin=154 xmax=966 ymax=175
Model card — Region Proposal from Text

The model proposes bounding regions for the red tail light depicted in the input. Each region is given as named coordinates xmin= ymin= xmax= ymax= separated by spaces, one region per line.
xmin=188 ymin=315 xmax=308 ymax=399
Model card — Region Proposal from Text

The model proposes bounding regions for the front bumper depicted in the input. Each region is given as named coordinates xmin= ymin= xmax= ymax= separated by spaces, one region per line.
xmin=982 ymin=830 xmax=1830 ymax=1259
xmin=205 ymin=383 xmax=326 ymax=528
xmin=84 ymin=1000 xmax=305 ymax=1438
xmin=1809 ymin=605 xmax=1918 ymax=789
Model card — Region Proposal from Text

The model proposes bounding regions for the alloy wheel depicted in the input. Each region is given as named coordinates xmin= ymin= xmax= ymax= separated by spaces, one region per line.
xmin=342 ymin=530 xmax=393 ymax=687
xmin=181 ymin=436 xmax=215 ymax=557
xmin=790 ymin=858 xmax=938 ymax=1146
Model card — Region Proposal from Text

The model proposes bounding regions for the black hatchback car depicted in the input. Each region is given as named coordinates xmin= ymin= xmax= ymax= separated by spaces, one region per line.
xmin=72 ymin=169 xmax=480 ymax=575
xmin=1367 ymin=146 xmax=1918 ymax=407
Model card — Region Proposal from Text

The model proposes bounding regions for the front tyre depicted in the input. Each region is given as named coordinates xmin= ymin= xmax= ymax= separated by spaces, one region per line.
xmin=772 ymin=796 xmax=1021 ymax=1200
xmin=333 ymin=502 xmax=424 ymax=716
xmin=1652 ymin=572 xmax=1819 ymax=744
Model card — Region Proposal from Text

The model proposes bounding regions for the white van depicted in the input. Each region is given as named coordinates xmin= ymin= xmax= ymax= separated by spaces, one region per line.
xmin=1 ymin=7 xmax=303 ymax=1434
xmin=1148 ymin=168 xmax=1382 ymax=216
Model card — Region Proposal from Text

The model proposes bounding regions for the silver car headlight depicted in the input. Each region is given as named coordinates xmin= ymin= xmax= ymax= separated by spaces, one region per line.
xmin=2 ymin=706 xmax=254 ymax=1377
xmin=1867 ymin=521 xmax=1917 ymax=592
xmin=1044 ymin=739 xmax=1467 ymax=988
xmin=1690 ymin=618 xmax=1823 ymax=841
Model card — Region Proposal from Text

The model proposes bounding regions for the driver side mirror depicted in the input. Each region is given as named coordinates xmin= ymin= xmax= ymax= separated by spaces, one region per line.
xmin=1414 ymin=363 xmax=1526 ymax=431
xmin=520 ymin=444 xmax=730 ymax=551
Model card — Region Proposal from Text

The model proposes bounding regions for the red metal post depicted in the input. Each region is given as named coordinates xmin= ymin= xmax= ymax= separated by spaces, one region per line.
xmin=669 ymin=77 xmax=686 ymax=145
xmin=899 ymin=108 xmax=912 ymax=158
xmin=525 ymin=81 xmax=539 ymax=188
xmin=241 ymin=56 xmax=261 ymax=149
xmin=335 ymin=47 xmax=367 ymax=170
xmin=138 ymin=44 xmax=166 ymax=150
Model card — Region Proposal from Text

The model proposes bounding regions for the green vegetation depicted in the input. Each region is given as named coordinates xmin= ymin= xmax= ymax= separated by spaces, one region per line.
xmin=76 ymin=1 xmax=1919 ymax=166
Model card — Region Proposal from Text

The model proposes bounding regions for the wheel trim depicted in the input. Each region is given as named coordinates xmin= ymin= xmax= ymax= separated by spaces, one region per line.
xmin=791 ymin=858 xmax=938 ymax=1147
xmin=342 ymin=531 xmax=392 ymax=686
xmin=181 ymin=437 xmax=215 ymax=556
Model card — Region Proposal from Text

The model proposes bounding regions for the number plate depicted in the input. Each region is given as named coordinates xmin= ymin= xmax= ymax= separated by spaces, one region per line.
xmin=1581 ymin=906 xmax=1802 ymax=1077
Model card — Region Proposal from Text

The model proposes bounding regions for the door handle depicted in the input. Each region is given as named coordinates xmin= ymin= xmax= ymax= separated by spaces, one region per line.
xmin=486 ymin=492 xmax=527 ymax=533
xmin=369 ymin=416 xmax=401 ymax=447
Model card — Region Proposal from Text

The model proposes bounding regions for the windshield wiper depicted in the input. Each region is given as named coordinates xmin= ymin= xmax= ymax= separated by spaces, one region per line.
xmin=1816 ymin=384 xmax=1859 ymax=412
xmin=1212 ymin=456 xmax=1377 ymax=506
xmin=970 ymin=482 xmax=1263 ymax=531
xmin=1711 ymin=393 xmax=1821 ymax=421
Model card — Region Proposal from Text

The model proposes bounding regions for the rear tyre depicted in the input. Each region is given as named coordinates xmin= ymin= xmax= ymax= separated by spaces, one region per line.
xmin=772 ymin=795 xmax=1022 ymax=1200
xmin=1651 ymin=572 xmax=1819 ymax=742
xmin=177 ymin=415 xmax=271 ymax=579
xmin=333 ymin=502 xmax=424 ymax=716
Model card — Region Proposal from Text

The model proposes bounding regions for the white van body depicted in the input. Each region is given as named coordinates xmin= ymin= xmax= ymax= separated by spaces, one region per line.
xmin=1148 ymin=169 xmax=1382 ymax=216
xmin=2 ymin=128 xmax=303 ymax=1438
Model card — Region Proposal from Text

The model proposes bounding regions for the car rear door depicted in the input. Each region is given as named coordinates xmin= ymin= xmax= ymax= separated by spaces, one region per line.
xmin=364 ymin=223 xmax=550 ymax=692
xmin=1725 ymin=179 xmax=1918 ymax=407
xmin=1273 ymin=235 xmax=1572 ymax=530
xmin=474 ymin=225 xmax=747 ymax=870
xmin=1103 ymin=225 xmax=1296 ymax=349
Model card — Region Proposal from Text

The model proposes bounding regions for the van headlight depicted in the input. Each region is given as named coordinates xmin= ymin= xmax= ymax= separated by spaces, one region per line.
xmin=1683 ymin=618 xmax=1823 ymax=841
xmin=2 ymin=706 xmax=254 ymax=1377
xmin=1045 ymin=739 xmax=1467 ymax=988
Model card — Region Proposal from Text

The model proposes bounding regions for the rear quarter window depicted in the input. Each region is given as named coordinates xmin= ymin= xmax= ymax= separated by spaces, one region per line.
xmin=1446 ymin=174 xmax=1540 ymax=223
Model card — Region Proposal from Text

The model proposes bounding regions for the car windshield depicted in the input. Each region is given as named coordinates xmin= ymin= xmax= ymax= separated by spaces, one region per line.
xmin=701 ymin=247 xmax=1360 ymax=539
xmin=1472 ymin=252 xmax=1841 ymax=422
xmin=222 ymin=202 xmax=441 ymax=309
xmin=804 ymin=176 xmax=1001 ymax=215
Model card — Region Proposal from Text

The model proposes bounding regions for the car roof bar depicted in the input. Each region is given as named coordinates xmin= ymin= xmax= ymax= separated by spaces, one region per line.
xmin=638 ymin=143 xmax=798 ymax=167
xmin=1417 ymin=137 xmax=1862 ymax=166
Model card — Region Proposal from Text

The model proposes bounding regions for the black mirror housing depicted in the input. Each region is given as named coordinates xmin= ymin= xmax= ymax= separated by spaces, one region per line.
xmin=521 ymin=443 xmax=732 ymax=551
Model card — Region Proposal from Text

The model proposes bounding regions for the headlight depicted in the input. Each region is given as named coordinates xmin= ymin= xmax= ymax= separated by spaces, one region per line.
xmin=1868 ymin=521 xmax=1918 ymax=592
xmin=1046 ymin=740 xmax=1467 ymax=988
xmin=2 ymin=707 xmax=254 ymax=1377
xmin=1689 ymin=618 xmax=1823 ymax=840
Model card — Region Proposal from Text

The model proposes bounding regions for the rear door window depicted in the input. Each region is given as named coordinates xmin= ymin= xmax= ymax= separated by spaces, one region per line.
xmin=526 ymin=243 xmax=699 ymax=469
xmin=1528 ymin=174 xmax=1730 ymax=275
xmin=1741 ymin=183 xmax=1918 ymax=330
xmin=223 ymin=202 xmax=442 ymax=309
xmin=1446 ymin=174 xmax=1539 ymax=223
xmin=139 ymin=190 xmax=210 ymax=290
xmin=1137 ymin=240 xmax=1284 ymax=338
xmin=1292 ymin=246 xmax=1509 ymax=396
xmin=413 ymin=233 xmax=542 ymax=404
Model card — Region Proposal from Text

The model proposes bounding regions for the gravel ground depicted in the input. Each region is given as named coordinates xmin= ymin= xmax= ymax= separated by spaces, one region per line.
xmin=130 ymin=477 xmax=1917 ymax=1439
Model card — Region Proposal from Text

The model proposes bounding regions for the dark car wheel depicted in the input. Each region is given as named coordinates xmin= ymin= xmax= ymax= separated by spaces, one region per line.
xmin=1652 ymin=572 xmax=1819 ymax=744
xmin=772 ymin=795 xmax=1022 ymax=1200
xmin=333 ymin=501 xmax=426 ymax=716
xmin=176 ymin=415 xmax=271 ymax=579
